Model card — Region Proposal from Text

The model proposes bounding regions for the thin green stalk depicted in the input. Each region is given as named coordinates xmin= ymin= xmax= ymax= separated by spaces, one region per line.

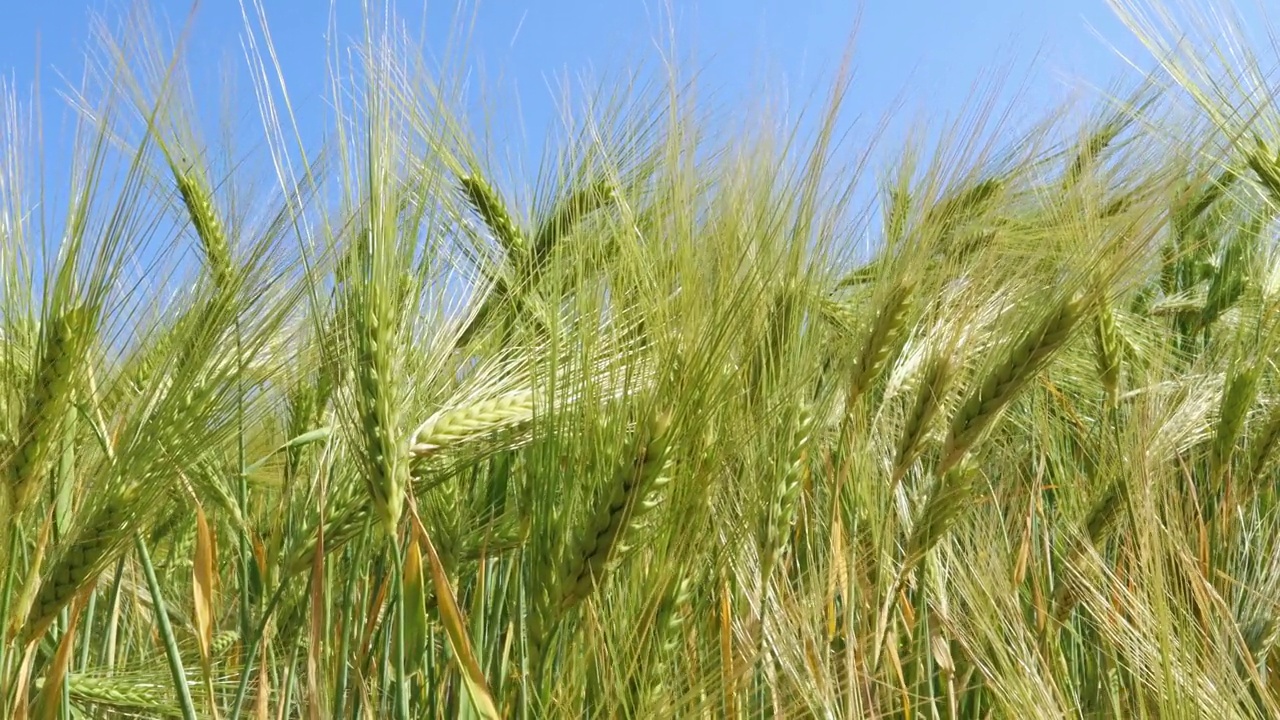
xmin=77 ymin=590 xmax=96 ymax=670
xmin=0 ymin=525 xmax=19 ymax=690
xmin=104 ymin=555 xmax=127 ymax=672
xmin=134 ymin=534 xmax=197 ymax=720
xmin=393 ymin=539 xmax=409 ymax=720
xmin=333 ymin=516 xmax=372 ymax=720
xmin=228 ymin=573 xmax=293 ymax=720
xmin=236 ymin=324 xmax=253 ymax=663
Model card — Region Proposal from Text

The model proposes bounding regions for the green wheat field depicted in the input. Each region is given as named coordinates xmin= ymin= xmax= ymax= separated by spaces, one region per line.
xmin=3 ymin=0 xmax=1280 ymax=717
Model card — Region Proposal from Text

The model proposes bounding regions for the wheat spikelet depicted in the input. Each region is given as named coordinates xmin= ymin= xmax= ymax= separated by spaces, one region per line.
xmin=461 ymin=174 xmax=526 ymax=254
xmin=1093 ymin=301 xmax=1122 ymax=404
xmin=849 ymin=280 xmax=914 ymax=401
xmin=22 ymin=485 xmax=139 ymax=643
xmin=1247 ymin=402 xmax=1280 ymax=484
xmin=1210 ymin=365 xmax=1258 ymax=487
xmin=9 ymin=305 xmax=88 ymax=514
xmin=174 ymin=168 xmax=233 ymax=289
xmin=353 ymin=299 xmax=404 ymax=535
xmin=560 ymin=409 xmax=674 ymax=612
xmin=531 ymin=180 xmax=617 ymax=263
xmin=409 ymin=390 xmax=535 ymax=457
xmin=892 ymin=352 xmax=953 ymax=483
xmin=62 ymin=674 xmax=171 ymax=713
xmin=759 ymin=408 xmax=813 ymax=580
xmin=941 ymin=293 xmax=1085 ymax=473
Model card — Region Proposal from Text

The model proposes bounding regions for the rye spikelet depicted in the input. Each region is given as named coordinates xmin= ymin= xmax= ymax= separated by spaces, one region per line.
xmin=941 ymin=292 xmax=1086 ymax=473
xmin=560 ymin=409 xmax=675 ymax=612
xmin=9 ymin=305 xmax=88 ymax=514
xmin=409 ymin=390 xmax=535 ymax=457
xmin=460 ymin=174 xmax=526 ymax=255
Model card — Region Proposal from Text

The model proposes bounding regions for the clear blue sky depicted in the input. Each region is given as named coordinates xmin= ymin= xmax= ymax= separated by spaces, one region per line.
xmin=0 ymin=0 xmax=1211 ymax=201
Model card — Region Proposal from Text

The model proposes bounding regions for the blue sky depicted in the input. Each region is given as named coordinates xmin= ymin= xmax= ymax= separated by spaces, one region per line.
xmin=0 ymin=1 xmax=1156 ymax=141
xmin=0 ymin=0 xmax=1207 ymax=211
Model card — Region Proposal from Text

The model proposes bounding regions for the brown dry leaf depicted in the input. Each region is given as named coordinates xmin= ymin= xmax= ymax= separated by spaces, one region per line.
xmin=409 ymin=508 xmax=500 ymax=719
xmin=193 ymin=504 xmax=216 ymax=663
xmin=35 ymin=592 xmax=86 ymax=720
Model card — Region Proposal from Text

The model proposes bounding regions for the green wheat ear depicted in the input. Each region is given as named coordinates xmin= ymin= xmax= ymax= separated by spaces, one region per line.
xmin=9 ymin=305 xmax=90 ymax=515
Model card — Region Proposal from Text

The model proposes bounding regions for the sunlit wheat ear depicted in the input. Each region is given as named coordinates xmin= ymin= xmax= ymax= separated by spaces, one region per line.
xmin=172 ymin=161 xmax=234 ymax=291
xmin=461 ymin=173 xmax=526 ymax=255
xmin=9 ymin=305 xmax=89 ymax=515
xmin=1210 ymin=364 xmax=1258 ymax=489
xmin=892 ymin=351 xmax=954 ymax=484
xmin=941 ymin=292 xmax=1086 ymax=473
xmin=559 ymin=409 xmax=675 ymax=613
xmin=58 ymin=674 xmax=172 ymax=716
xmin=21 ymin=485 xmax=141 ymax=644
xmin=1093 ymin=300 xmax=1122 ymax=404
xmin=529 ymin=180 xmax=618 ymax=263
xmin=848 ymin=280 xmax=914 ymax=403
xmin=1246 ymin=401 xmax=1280 ymax=488
xmin=759 ymin=407 xmax=813 ymax=582
xmin=409 ymin=391 xmax=535 ymax=457
xmin=353 ymin=294 xmax=403 ymax=536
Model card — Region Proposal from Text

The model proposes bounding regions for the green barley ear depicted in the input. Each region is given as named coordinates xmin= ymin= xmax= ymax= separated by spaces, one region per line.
xmin=1210 ymin=364 xmax=1259 ymax=489
xmin=9 ymin=305 xmax=90 ymax=515
xmin=903 ymin=463 xmax=980 ymax=573
xmin=60 ymin=674 xmax=173 ymax=716
xmin=1200 ymin=213 xmax=1258 ymax=330
xmin=849 ymin=279 xmax=914 ymax=403
xmin=460 ymin=173 xmax=526 ymax=255
xmin=941 ymin=292 xmax=1086 ymax=473
xmin=1093 ymin=300 xmax=1122 ymax=405
xmin=172 ymin=161 xmax=234 ymax=290
xmin=1247 ymin=136 xmax=1280 ymax=206
xmin=759 ymin=407 xmax=813 ymax=582
xmin=21 ymin=484 xmax=142 ymax=644
xmin=351 ymin=260 xmax=405 ymax=536
xmin=560 ymin=409 xmax=675 ymax=613
xmin=409 ymin=391 xmax=535 ymax=458
xmin=1247 ymin=402 xmax=1280 ymax=492
xmin=892 ymin=351 xmax=954 ymax=484
xmin=530 ymin=179 xmax=617 ymax=265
